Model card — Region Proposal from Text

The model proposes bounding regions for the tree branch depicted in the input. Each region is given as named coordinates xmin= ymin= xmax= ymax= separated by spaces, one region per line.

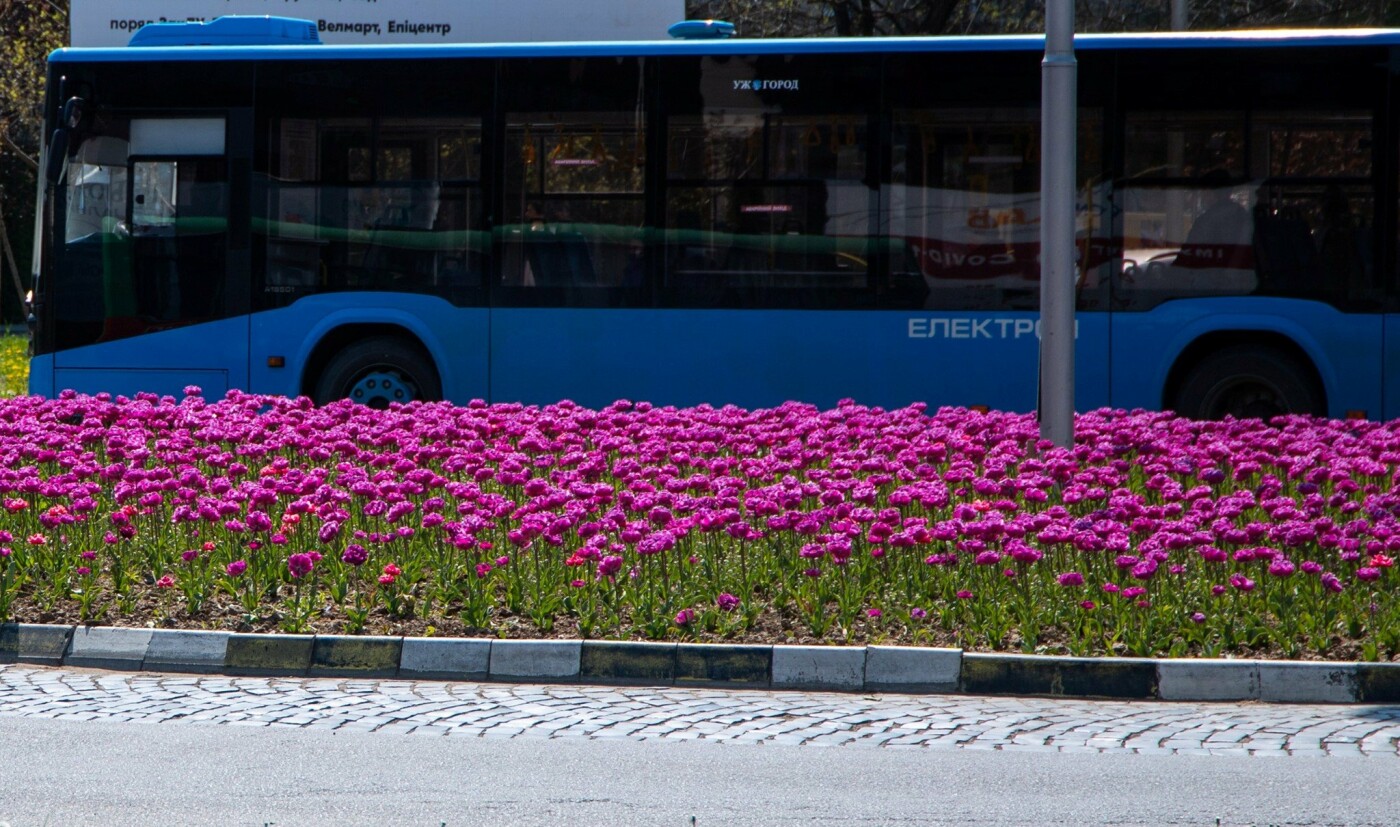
xmin=1 ymin=129 xmax=39 ymax=172
xmin=0 ymin=205 xmax=28 ymax=320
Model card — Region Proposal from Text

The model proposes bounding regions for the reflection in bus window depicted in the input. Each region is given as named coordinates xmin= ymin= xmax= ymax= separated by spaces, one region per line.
xmin=1256 ymin=112 xmax=1375 ymax=301
xmin=260 ymin=118 xmax=486 ymax=307
xmin=668 ymin=115 xmax=762 ymax=181
xmin=132 ymin=161 xmax=179 ymax=229
xmin=887 ymin=109 xmax=1109 ymax=311
xmin=502 ymin=113 xmax=645 ymax=289
xmin=127 ymin=157 xmax=229 ymax=333
xmin=664 ymin=113 xmax=871 ymax=305
xmin=1257 ymin=113 xmax=1371 ymax=178
xmin=58 ymin=132 xmax=132 ymax=349
xmin=1117 ymin=110 xmax=1373 ymax=308
xmin=767 ymin=116 xmax=867 ymax=180
xmin=1125 ymin=113 xmax=1245 ymax=179
xmin=64 ymin=135 xmax=129 ymax=244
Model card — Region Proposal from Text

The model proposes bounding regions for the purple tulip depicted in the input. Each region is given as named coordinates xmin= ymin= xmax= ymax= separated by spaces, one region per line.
xmin=287 ymin=553 xmax=314 ymax=579
xmin=341 ymin=544 xmax=368 ymax=566
xmin=2 ymin=389 xmax=1397 ymax=656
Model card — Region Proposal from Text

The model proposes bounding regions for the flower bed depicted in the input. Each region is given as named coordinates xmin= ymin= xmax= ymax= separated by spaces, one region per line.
xmin=0 ymin=389 xmax=1396 ymax=661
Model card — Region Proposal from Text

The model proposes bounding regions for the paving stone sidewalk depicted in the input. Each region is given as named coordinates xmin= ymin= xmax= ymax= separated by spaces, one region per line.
xmin=1 ymin=663 xmax=1397 ymax=757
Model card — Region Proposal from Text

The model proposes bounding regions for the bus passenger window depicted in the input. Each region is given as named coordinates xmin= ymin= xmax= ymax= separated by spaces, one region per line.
xmin=662 ymin=113 xmax=872 ymax=306
xmin=885 ymin=108 xmax=1108 ymax=312
xmin=1117 ymin=110 xmax=1373 ymax=309
xmin=504 ymin=113 xmax=645 ymax=290
xmin=65 ymin=136 xmax=129 ymax=244
xmin=259 ymin=118 xmax=486 ymax=307
xmin=132 ymin=161 xmax=179 ymax=231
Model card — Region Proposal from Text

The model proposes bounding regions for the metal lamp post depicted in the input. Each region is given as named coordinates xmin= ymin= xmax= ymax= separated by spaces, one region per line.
xmin=1038 ymin=0 xmax=1076 ymax=447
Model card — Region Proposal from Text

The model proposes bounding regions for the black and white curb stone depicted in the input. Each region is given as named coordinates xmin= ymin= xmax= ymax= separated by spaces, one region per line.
xmin=2 ymin=622 xmax=1397 ymax=704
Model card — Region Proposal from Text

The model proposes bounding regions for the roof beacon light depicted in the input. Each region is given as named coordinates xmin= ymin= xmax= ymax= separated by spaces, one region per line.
xmin=128 ymin=16 xmax=321 ymax=47
xmin=667 ymin=20 xmax=736 ymax=40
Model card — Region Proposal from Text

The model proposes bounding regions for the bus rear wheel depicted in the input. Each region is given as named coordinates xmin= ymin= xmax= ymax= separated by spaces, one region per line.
xmin=312 ymin=337 xmax=441 ymax=409
xmin=1172 ymin=345 xmax=1323 ymax=421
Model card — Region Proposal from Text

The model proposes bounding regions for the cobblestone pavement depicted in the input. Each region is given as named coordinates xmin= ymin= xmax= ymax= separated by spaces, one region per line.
xmin=2 ymin=664 xmax=1397 ymax=758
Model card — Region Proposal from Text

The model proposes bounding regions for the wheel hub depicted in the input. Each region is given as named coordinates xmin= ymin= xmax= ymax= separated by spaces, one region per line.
xmin=348 ymin=370 xmax=416 ymax=410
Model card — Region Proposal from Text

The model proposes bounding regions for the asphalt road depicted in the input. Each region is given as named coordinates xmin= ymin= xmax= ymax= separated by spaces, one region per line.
xmin=0 ymin=714 xmax=1394 ymax=826
xmin=0 ymin=665 xmax=1397 ymax=826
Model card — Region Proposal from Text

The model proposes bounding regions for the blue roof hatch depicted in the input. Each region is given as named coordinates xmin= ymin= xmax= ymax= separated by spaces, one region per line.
xmin=128 ymin=15 xmax=321 ymax=47
xmin=667 ymin=19 xmax=736 ymax=39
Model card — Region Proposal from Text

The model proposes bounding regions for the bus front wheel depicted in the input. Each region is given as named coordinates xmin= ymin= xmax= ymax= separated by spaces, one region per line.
xmin=1172 ymin=345 xmax=1323 ymax=421
xmin=312 ymin=337 xmax=442 ymax=409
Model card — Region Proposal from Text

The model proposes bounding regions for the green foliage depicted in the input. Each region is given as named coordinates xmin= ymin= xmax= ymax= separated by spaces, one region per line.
xmin=0 ymin=0 xmax=66 ymax=155
xmin=0 ymin=334 xmax=26 ymax=396
xmin=0 ymin=0 xmax=67 ymax=323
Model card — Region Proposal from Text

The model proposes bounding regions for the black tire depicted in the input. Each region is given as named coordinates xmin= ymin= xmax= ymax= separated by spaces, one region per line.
xmin=312 ymin=336 xmax=441 ymax=409
xmin=1172 ymin=345 xmax=1324 ymax=421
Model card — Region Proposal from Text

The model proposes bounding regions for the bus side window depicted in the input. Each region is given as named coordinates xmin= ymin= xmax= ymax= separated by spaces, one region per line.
xmin=505 ymin=113 xmax=645 ymax=291
xmin=65 ymin=135 xmax=130 ymax=244
xmin=260 ymin=118 xmax=485 ymax=307
xmin=662 ymin=108 xmax=874 ymax=307
xmin=888 ymin=108 xmax=1093 ymax=311
xmin=1253 ymin=111 xmax=1374 ymax=304
xmin=1117 ymin=109 xmax=1373 ymax=309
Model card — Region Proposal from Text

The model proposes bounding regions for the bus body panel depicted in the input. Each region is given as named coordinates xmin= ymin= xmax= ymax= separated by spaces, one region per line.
xmin=49 ymin=316 xmax=250 ymax=399
xmin=1109 ymin=299 xmax=1385 ymax=419
xmin=1384 ymin=314 xmax=1400 ymax=421
xmin=249 ymin=295 xmax=488 ymax=401
xmin=489 ymin=308 xmax=1110 ymax=412
xmin=28 ymin=353 xmax=55 ymax=398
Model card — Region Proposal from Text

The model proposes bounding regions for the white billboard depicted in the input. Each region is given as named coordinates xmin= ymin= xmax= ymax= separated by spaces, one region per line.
xmin=72 ymin=0 xmax=687 ymax=47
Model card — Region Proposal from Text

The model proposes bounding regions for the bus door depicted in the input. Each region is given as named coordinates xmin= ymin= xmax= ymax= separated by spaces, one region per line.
xmin=489 ymin=58 xmax=653 ymax=406
xmin=52 ymin=111 xmax=251 ymax=399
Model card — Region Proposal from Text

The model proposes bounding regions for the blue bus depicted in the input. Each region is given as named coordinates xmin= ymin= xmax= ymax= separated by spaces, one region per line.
xmin=28 ymin=17 xmax=1400 ymax=419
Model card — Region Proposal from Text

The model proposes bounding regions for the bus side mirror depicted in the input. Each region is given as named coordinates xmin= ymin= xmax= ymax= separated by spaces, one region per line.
xmin=62 ymin=96 xmax=86 ymax=129
xmin=44 ymin=128 xmax=70 ymax=186
xmin=44 ymin=98 xmax=86 ymax=187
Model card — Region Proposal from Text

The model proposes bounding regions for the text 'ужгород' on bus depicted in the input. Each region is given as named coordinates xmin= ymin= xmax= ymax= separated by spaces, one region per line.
xmin=28 ymin=15 xmax=1400 ymax=419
